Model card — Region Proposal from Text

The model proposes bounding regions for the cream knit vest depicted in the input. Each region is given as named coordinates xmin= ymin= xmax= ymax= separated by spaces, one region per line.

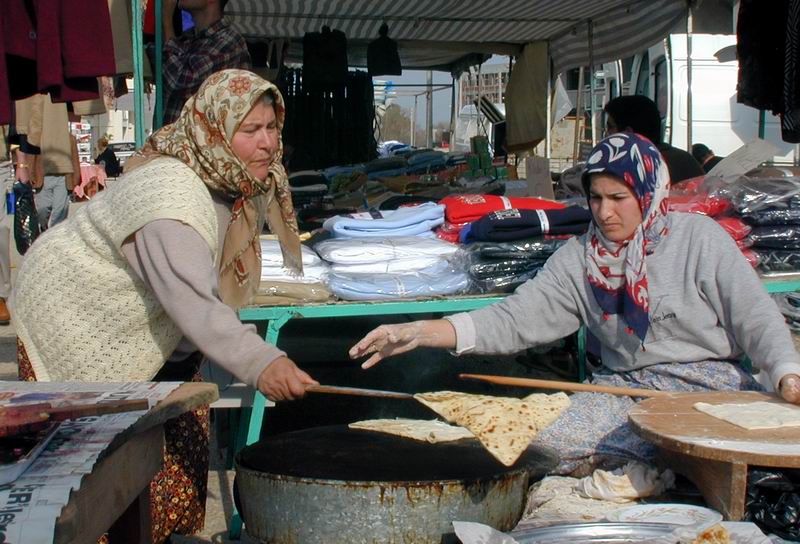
xmin=13 ymin=157 xmax=219 ymax=382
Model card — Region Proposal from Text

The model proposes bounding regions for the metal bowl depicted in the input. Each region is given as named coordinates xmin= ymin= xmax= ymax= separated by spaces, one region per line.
xmin=511 ymin=522 xmax=682 ymax=543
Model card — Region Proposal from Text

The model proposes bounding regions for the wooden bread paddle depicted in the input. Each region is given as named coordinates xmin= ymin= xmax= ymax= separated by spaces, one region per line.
xmin=459 ymin=373 xmax=671 ymax=398
xmin=305 ymin=384 xmax=413 ymax=399
xmin=0 ymin=399 xmax=150 ymax=437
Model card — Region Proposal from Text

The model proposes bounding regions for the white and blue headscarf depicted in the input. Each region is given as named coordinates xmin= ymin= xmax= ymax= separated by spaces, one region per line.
xmin=582 ymin=132 xmax=671 ymax=342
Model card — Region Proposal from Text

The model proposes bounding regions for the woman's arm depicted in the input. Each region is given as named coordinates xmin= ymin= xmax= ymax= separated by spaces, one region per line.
xmin=122 ymin=219 xmax=317 ymax=400
xmin=349 ymin=319 xmax=456 ymax=369
xmin=698 ymin=220 xmax=800 ymax=403
xmin=350 ymin=243 xmax=584 ymax=367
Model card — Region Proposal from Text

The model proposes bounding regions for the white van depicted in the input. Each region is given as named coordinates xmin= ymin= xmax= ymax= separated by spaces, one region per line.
xmin=628 ymin=34 xmax=798 ymax=164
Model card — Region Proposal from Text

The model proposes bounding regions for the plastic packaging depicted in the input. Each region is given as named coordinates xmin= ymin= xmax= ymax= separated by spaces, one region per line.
xmin=714 ymin=177 xmax=800 ymax=214
xmin=745 ymin=468 xmax=800 ymax=540
xmin=741 ymin=248 xmax=761 ymax=268
xmin=747 ymin=226 xmax=800 ymax=249
xmin=326 ymin=260 xmax=470 ymax=300
xmin=466 ymin=237 xmax=568 ymax=261
xmin=469 ymin=264 xmax=542 ymax=293
xmin=742 ymin=208 xmax=800 ymax=226
xmin=13 ymin=182 xmax=39 ymax=255
xmin=314 ymin=236 xmax=460 ymax=264
xmin=715 ymin=217 xmax=752 ymax=241
xmin=669 ymin=176 xmax=732 ymax=216
xmin=756 ymin=250 xmax=800 ymax=273
xmin=772 ymin=292 xmax=800 ymax=332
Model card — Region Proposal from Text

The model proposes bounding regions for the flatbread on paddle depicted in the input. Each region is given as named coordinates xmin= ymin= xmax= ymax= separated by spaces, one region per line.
xmin=348 ymin=418 xmax=474 ymax=443
xmin=413 ymin=391 xmax=570 ymax=466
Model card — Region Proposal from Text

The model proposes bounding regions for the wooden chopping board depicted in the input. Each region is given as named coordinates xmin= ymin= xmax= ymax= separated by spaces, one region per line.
xmin=628 ymin=391 xmax=800 ymax=467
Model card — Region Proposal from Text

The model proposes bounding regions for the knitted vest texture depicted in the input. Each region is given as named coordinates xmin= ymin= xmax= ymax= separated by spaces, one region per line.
xmin=13 ymin=157 xmax=218 ymax=381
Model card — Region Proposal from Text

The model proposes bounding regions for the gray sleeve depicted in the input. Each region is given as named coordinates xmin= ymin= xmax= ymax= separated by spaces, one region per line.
xmin=445 ymin=245 xmax=583 ymax=355
xmin=121 ymin=219 xmax=285 ymax=388
xmin=697 ymin=221 xmax=800 ymax=390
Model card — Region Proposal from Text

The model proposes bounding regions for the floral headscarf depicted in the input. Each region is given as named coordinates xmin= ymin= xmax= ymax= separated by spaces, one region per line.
xmin=582 ymin=132 xmax=671 ymax=342
xmin=127 ymin=69 xmax=302 ymax=309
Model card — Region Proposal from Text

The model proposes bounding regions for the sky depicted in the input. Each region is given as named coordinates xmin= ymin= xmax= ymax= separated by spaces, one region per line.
xmin=377 ymin=70 xmax=455 ymax=126
xmin=378 ymin=55 xmax=509 ymax=127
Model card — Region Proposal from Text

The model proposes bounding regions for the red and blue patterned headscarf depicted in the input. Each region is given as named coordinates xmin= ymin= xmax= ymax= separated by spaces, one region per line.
xmin=581 ymin=132 xmax=671 ymax=342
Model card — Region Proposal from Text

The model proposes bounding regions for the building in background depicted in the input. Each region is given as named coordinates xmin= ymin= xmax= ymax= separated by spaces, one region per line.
xmin=457 ymin=60 xmax=510 ymax=111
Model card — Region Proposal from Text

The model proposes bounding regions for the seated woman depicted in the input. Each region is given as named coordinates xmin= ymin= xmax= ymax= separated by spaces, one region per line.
xmin=350 ymin=132 xmax=800 ymax=475
xmin=12 ymin=70 xmax=318 ymax=542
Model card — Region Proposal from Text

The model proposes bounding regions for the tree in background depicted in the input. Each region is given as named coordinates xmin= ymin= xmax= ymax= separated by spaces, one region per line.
xmin=379 ymin=104 xmax=412 ymax=143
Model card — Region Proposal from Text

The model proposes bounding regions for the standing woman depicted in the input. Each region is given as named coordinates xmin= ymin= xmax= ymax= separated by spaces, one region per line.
xmin=350 ymin=132 xmax=800 ymax=475
xmin=12 ymin=70 xmax=317 ymax=542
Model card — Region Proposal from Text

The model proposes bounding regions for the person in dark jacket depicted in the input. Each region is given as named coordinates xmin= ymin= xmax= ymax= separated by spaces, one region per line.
xmin=94 ymin=137 xmax=121 ymax=177
xmin=604 ymin=95 xmax=704 ymax=185
xmin=691 ymin=143 xmax=725 ymax=173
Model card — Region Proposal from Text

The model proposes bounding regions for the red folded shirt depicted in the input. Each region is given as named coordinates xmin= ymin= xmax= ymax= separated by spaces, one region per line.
xmin=440 ymin=194 xmax=565 ymax=224
xmin=715 ymin=217 xmax=752 ymax=241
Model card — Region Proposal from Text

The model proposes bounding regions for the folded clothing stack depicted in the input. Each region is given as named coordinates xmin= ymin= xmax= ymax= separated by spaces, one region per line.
xmin=730 ymin=177 xmax=800 ymax=273
xmin=773 ymin=292 xmax=800 ymax=332
xmin=465 ymin=237 xmax=568 ymax=293
xmin=406 ymin=150 xmax=447 ymax=174
xmin=364 ymin=156 xmax=409 ymax=180
xmin=460 ymin=205 xmax=592 ymax=243
xmin=322 ymin=202 xmax=445 ymax=238
xmin=314 ymin=236 xmax=468 ymax=300
xmin=437 ymin=194 xmax=566 ymax=242
xmin=256 ymin=240 xmax=332 ymax=305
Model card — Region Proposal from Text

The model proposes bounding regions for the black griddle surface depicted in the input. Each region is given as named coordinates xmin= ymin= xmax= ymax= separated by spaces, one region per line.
xmin=237 ymin=424 xmax=558 ymax=482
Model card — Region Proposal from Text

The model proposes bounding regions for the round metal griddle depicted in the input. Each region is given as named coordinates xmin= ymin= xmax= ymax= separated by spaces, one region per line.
xmin=238 ymin=423 xmax=558 ymax=482
xmin=235 ymin=425 xmax=559 ymax=543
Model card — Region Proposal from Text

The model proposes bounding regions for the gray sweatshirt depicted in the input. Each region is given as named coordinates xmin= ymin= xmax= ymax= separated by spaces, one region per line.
xmin=446 ymin=212 xmax=800 ymax=391
xmin=121 ymin=195 xmax=284 ymax=388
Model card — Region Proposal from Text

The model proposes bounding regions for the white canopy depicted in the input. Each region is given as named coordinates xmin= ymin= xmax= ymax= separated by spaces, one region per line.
xmin=227 ymin=0 xmax=687 ymax=73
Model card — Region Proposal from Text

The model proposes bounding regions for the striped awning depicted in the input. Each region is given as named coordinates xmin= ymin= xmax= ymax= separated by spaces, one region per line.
xmin=227 ymin=0 xmax=687 ymax=73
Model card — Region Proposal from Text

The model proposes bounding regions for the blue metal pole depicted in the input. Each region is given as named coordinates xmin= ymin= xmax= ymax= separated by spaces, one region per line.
xmin=132 ymin=0 xmax=145 ymax=146
xmin=155 ymin=0 xmax=164 ymax=129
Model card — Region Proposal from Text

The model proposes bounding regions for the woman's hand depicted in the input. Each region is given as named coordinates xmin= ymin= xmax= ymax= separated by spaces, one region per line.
xmin=779 ymin=373 xmax=800 ymax=404
xmin=349 ymin=320 xmax=457 ymax=369
xmin=256 ymin=356 xmax=318 ymax=401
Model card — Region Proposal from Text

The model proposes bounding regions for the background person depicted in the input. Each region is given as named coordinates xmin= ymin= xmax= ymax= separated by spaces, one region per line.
xmin=604 ymin=95 xmax=704 ymax=185
xmin=12 ymin=70 xmax=317 ymax=542
xmin=350 ymin=132 xmax=800 ymax=476
xmin=94 ymin=136 xmax=121 ymax=177
xmin=160 ymin=0 xmax=251 ymax=125
xmin=691 ymin=143 xmax=725 ymax=173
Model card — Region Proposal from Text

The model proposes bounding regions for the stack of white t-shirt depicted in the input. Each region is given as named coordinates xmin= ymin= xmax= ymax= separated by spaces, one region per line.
xmin=314 ymin=237 xmax=469 ymax=300
xmin=260 ymin=239 xmax=328 ymax=284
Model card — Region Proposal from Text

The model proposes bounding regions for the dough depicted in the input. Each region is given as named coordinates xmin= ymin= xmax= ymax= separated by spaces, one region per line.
xmin=348 ymin=418 xmax=474 ymax=443
xmin=694 ymin=401 xmax=800 ymax=430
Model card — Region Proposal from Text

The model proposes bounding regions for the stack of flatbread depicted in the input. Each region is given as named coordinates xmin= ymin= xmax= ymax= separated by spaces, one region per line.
xmin=414 ymin=391 xmax=570 ymax=466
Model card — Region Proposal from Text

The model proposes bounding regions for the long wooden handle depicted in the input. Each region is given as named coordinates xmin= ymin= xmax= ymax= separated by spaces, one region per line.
xmin=459 ymin=373 xmax=671 ymax=398
xmin=305 ymin=384 xmax=414 ymax=400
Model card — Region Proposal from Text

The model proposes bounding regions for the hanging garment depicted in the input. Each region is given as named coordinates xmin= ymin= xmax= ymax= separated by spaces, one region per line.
xmin=302 ymin=27 xmax=348 ymax=92
xmin=737 ymin=0 xmax=800 ymax=142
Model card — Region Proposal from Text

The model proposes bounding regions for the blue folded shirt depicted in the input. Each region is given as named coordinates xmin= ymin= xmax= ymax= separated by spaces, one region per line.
xmin=323 ymin=202 xmax=445 ymax=238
